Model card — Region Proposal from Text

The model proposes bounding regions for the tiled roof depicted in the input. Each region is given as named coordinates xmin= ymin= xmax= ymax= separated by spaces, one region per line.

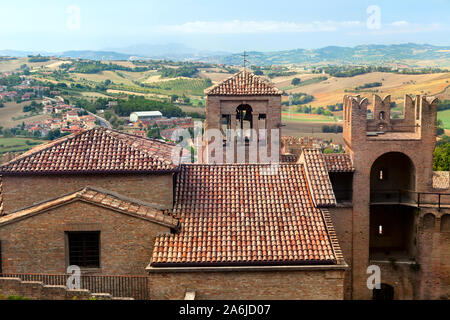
xmin=323 ymin=154 xmax=355 ymax=172
xmin=151 ymin=164 xmax=338 ymax=267
xmin=205 ymin=70 xmax=283 ymax=96
xmin=280 ymin=153 xmax=298 ymax=163
xmin=0 ymin=186 xmax=179 ymax=228
xmin=0 ymin=128 xmax=181 ymax=174
xmin=300 ymin=149 xmax=337 ymax=207
xmin=433 ymin=171 xmax=450 ymax=190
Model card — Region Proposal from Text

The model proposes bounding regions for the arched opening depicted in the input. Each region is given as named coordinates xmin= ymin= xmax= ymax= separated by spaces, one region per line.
xmin=423 ymin=213 xmax=436 ymax=231
xmin=373 ymin=283 xmax=395 ymax=300
xmin=441 ymin=214 xmax=450 ymax=232
xmin=236 ymin=104 xmax=253 ymax=142
xmin=370 ymin=152 xmax=415 ymax=196
xmin=370 ymin=152 xmax=417 ymax=260
xmin=379 ymin=111 xmax=385 ymax=121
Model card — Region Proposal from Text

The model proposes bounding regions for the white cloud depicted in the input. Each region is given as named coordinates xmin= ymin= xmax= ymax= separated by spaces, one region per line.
xmin=156 ymin=20 xmax=363 ymax=34
xmin=390 ymin=21 xmax=409 ymax=27
xmin=371 ymin=22 xmax=446 ymax=35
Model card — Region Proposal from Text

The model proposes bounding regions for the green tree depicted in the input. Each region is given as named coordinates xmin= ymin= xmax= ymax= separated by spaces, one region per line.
xmin=291 ymin=78 xmax=301 ymax=86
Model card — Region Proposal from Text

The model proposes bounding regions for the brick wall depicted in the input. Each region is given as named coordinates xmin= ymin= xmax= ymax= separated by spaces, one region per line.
xmin=416 ymin=209 xmax=450 ymax=299
xmin=343 ymin=94 xmax=440 ymax=299
xmin=2 ymin=173 xmax=174 ymax=213
xmin=328 ymin=206 xmax=353 ymax=299
xmin=148 ymin=268 xmax=345 ymax=300
xmin=0 ymin=277 xmax=131 ymax=300
xmin=0 ymin=201 xmax=171 ymax=275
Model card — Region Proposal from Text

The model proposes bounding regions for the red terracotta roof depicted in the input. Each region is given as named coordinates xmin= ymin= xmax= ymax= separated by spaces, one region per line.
xmin=323 ymin=153 xmax=355 ymax=172
xmin=205 ymin=70 xmax=283 ymax=96
xmin=0 ymin=186 xmax=179 ymax=229
xmin=151 ymin=164 xmax=338 ymax=267
xmin=0 ymin=128 xmax=181 ymax=174
xmin=280 ymin=153 xmax=298 ymax=163
xmin=300 ymin=149 xmax=337 ymax=207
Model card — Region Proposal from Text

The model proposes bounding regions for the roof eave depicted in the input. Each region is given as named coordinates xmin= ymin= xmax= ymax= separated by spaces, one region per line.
xmin=0 ymin=168 xmax=180 ymax=176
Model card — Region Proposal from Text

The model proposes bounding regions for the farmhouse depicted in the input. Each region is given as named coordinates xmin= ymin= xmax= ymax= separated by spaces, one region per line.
xmin=0 ymin=71 xmax=448 ymax=300
xmin=129 ymin=111 xmax=163 ymax=123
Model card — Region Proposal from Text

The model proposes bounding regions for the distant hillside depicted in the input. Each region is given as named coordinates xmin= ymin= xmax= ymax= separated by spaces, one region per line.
xmin=202 ymin=43 xmax=450 ymax=67
xmin=56 ymin=51 xmax=138 ymax=61
xmin=1 ymin=43 xmax=450 ymax=66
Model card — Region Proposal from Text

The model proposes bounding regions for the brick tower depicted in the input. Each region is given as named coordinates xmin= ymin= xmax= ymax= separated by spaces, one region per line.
xmin=342 ymin=94 xmax=450 ymax=300
xmin=203 ymin=70 xmax=283 ymax=163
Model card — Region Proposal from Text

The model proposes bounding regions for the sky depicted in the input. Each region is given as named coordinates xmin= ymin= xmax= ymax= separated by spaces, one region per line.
xmin=1 ymin=0 xmax=449 ymax=53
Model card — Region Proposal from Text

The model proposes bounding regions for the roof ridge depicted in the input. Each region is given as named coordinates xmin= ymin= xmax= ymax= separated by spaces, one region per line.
xmin=0 ymin=129 xmax=87 ymax=168
xmin=102 ymin=129 xmax=171 ymax=166
xmin=0 ymin=186 xmax=179 ymax=229
xmin=0 ymin=127 xmax=179 ymax=174
xmin=108 ymin=130 xmax=177 ymax=166
xmin=205 ymin=70 xmax=282 ymax=96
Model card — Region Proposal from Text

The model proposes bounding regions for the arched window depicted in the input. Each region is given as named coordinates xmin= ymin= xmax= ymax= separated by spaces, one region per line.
xmin=379 ymin=111 xmax=385 ymax=120
xmin=236 ymin=104 xmax=253 ymax=141
xmin=441 ymin=214 xmax=450 ymax=232
xmin=373 ymin=283 xmax=394 ymax=300
xmin=422 ymin=213 xmax=435 ymax=231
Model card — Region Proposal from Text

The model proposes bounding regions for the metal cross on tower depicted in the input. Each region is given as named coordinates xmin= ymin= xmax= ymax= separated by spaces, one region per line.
xmin=241 ymin=51 xmax=249 ymax=70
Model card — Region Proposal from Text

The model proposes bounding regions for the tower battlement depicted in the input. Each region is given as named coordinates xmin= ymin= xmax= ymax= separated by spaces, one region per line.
xmin=343 ymin=94 xmax=439 ymax=145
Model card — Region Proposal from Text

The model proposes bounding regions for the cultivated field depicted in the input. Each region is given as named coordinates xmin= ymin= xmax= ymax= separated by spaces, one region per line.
xmin=281 ymin=72 xmax=450 ymax=107
xmin=0 ymin=101 xmax=49 ymax=128
xmin=282 ymin=120 xmax=344 ymax=144
xmin=0 ymin=137 xmax=45 ymax=154
xmin=439 ymin=109 xmax=450 ymax=130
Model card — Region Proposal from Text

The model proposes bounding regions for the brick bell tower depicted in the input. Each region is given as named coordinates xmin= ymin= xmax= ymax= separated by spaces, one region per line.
xmin=343 ymin=94 xmax=441 ymax=299
xmin=202 ymin=70 xmax=283 ymax=163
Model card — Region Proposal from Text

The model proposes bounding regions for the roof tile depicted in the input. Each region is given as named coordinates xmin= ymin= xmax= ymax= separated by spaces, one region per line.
xmin=151 ymin=164 xmax=337 ymax=267
xmin=323 ymin=154 xmax=354 ymax=172
xmin=0 ymin=128 xmax=180 ymax=174
xmin=300 ymin=149 xmax=337 ymax=207
xmin=206 ymin=71 xmax=283 ymax=96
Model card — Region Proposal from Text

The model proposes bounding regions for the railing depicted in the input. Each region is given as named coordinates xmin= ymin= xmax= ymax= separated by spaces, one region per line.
xmin=370 ymin=189 xmax=450 ymax=210
xmin=0 ymin=273 xmax=150 ymax=300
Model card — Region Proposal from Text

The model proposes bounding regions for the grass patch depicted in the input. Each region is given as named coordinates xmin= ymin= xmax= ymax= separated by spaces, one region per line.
xmin=281 ymin=112 xmax=338 ymax=123
xmin=0 ymin=137 xmax=45 ymax=154
xmin=281 ymin=76 xmax=328 ymax=90
xmin=438 ymin=109 xmax=450 ymax=130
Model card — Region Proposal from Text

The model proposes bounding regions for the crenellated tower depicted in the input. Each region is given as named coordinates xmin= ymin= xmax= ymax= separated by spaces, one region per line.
xmin=342 ymin=93 xmax=440 ymax=299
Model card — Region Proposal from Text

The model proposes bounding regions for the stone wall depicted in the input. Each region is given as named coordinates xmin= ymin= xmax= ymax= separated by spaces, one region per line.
xmin=148 ymin=268 xmax=346 ymax=300
xmin=2 ymin=173 xmax=174 ymax=213
xmin=0 ymin=201 xmax=171 ymax=275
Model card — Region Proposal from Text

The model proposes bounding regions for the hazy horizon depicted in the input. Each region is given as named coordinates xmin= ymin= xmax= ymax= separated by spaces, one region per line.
xmin=1 ymin=0 xmax=449 ymax=53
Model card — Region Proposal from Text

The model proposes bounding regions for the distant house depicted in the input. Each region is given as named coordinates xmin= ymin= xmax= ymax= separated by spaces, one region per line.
xmin=129 ymin=111 xmax=163 ymax=123
xmin=64 ymin=110 xmax=79 ymax=122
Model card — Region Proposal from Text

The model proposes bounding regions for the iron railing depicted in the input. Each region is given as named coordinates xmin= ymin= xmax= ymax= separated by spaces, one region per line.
xmin=370 ymin=189 xmax=450 ymax=210
xmin=0 ymin=273 xmax=150 ymax=300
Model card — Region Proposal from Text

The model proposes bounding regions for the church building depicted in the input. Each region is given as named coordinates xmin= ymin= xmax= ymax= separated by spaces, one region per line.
xmin=0 ymin=70 xmax=448 ymax=300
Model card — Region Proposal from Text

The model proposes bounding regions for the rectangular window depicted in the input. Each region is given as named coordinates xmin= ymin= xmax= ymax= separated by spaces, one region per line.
xmin=67 ymin=232 xmax=100 ymax=268
xmin=258 ymin=114 xmax=267 ymax=130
